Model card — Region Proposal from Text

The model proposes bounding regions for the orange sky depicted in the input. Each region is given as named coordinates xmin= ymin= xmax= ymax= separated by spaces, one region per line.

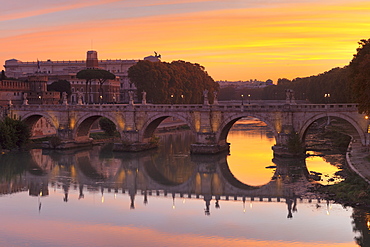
xmin=1 ymin=0 xmax=369 ymax=82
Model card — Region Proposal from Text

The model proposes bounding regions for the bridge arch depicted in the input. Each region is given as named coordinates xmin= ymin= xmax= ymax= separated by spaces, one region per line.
xmin=140 ymin=113 xmax=195 ymax=140
xmin=217 ymin=113 xmax=279 ymax=145
xmin=74 ymin=113 xmax=122 ymax=141
xmin=299 ymin=112 xmax=366 ymax=145
xmin=19 ymin=112 xmax=59 ymax=134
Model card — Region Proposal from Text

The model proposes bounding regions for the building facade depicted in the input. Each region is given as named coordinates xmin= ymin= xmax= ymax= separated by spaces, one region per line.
xmin=0 ymin=75 xmax=59 ymax=106
xmin=4 ymin=51 xmax=161 ymax=103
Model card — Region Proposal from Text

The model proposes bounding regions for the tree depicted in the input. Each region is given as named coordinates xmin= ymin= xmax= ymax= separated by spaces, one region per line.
xmin=47 ymin=80 xmax=72 ymax=101
xmin=128 ymin=60 xmax=219 ymax=104
xmin=76 ymin=69 xmax=115 ymax=104
xmin=93 ymin=70 xmax=116 ymax=103
xmin=99 ymin=117 xmax=116 ymax=136
xmin=218 ymin=86 xmax=237 ymax=100
xmin=349 ymin=39 xmax=370 ymax=115
xmin=0 ymin=117 xmax=31 ymax=150
xmin=260 ymin=66 xmax=352 ymax=103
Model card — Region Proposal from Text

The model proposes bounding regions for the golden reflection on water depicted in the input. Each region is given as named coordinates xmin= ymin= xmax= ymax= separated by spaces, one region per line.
xmin=305 ymin=155 xmax=344 ymax=185
xmin=227 ymin=119 xmax=275 ymax=186
xmin=227 ymin=118 xmax=344 ymax=186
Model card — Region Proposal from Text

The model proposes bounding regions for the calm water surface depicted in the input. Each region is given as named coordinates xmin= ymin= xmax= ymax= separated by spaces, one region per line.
xmin=0 ymin=119 xmax=366 ymax=247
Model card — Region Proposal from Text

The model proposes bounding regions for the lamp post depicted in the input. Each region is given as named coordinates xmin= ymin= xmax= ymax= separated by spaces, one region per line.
xmin=366 ymin=116 xmax=369 ymax=149
xmin=248 ymin=94 xmax=251 ymax=104
xmin=170 ymin=94 xmax=174 ymax=105
xmin=38 ymin=95 xmax=42 ymax=104
xmin=324 ymin=93 xmax=330 ymax=104
xmin=181 ymin=94 xmax=184 ymax=104
xmin=241 ymin=94 xmax=244 ymax=106
xmin=99 ymin=95 xmax=102 ymax=105
xmin=324 ymin=93 xmax=331 ymax=125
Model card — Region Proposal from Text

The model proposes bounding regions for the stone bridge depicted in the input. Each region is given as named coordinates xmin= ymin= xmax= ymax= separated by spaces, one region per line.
xmin=7 ymin=101 xmax=369 ymax=154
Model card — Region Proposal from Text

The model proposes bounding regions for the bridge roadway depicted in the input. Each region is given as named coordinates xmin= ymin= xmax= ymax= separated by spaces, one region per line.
xmin=8 ymin=101 xmax=369 ymax=154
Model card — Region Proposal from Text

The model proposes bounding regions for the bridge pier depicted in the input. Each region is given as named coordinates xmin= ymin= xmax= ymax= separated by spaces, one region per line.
xmin=190 ymin=132 xmax=229 ymax=154
xmin=272 ymin=130 xmax=306 ymax=158
xmin=113 ymin=130 xmax=158 ymax=152
xmin=57 ymin=128 xmax=73 ymax=140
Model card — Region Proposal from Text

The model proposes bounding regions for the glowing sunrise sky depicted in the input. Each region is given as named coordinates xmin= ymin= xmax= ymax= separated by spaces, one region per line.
xmin=1 ymin=0 xmax=370 ymax=82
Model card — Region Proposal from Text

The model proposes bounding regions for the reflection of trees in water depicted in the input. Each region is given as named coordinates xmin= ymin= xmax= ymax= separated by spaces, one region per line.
xmin=77 ymin=155 xmax=105 ymax=180
xmin=0 ymin=151 xmax=39 ymax=181
xmin=272 ymin=156 xmax=309 ymax=183
xmin=147 ymin=130 xmax=196 ymax=184
xmin=75 ymin=146 xmax=121 ymax=180
xmin=352 ymin=209 xmax=370 ymax=247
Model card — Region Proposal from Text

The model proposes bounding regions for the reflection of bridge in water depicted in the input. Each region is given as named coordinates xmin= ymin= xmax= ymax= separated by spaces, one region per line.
xmin=2 ymin=147 xmax=328 ymax=217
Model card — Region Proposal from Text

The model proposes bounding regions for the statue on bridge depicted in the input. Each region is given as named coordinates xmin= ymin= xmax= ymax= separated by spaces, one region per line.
xmin=285 ymin=89 xmax=296 ymax=104
xmin=129 ymin=91 xmax=134 ymax=105
xmin=203 ymin=89 xmax=209 ymax=105
xmin=77 ymin=90 xmax=83 ymax=105
xmin=213 ymin=91 xmax=218 ymax=105
xmin=22 ymin=92 xmax=28 ymax=105
xmin=62 ymin=91 xmax=68 ymax=105
xmin=141 ymin=91 xmax=147 ymax=105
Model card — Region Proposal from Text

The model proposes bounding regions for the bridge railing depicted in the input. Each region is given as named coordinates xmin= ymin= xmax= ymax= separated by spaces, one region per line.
xmin=9 ymin=102 xmax=359 ymax=112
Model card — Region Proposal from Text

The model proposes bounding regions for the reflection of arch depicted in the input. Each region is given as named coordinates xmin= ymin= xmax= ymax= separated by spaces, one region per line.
xmin=142 ymin=154 xmax=198 ymax=187
xmin=218 ymin=114 xmax=278 ymax=144
xmin=143 ymin=160 xmax=183 ymax=186
xmin=299 ymin=113 xmax=365 ymax=144
xmin=74 ymin=114 xmax=121 ymax=139
xmin=218 ymin=159 xmax=259 ymax=190
xmin=75 ymin=155 xmax=105 ymax=180
xmin=141 ymin=113 xmax=194 ymax=140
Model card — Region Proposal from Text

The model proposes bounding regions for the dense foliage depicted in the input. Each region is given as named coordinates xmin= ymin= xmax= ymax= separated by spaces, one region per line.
xmin=99 ymin=117 xmax=116 ymax=136
xmin=128 ymin=60 xmax=219 ymax=104
xmin=47 ymin=80 xmax=72 ymax=99
xmin=319 ymin=171 xmax=370 ymax=208
xmin=259 ymin=67 xmax=353 ymax=103
xmin=217 ymin=67 xmax=353 ymax=103
xmin=0 ymin=117 xmax=30 ymax=150
xmin=349 ymin=39 xmax=370 ymax=115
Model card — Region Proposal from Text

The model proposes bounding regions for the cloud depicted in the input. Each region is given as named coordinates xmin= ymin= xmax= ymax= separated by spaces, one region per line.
xmin=1 ymin=0 xmax=369 ymax=81
xmin=0 ymin=0 xmax=123 ymax=22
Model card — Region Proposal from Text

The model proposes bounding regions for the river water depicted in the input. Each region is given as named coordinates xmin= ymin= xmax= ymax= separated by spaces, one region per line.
xmin=0 ymin=118 xmax=367 ymax=247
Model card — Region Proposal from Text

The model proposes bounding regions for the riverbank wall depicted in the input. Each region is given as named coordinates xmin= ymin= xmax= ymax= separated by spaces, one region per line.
xmin=346 ymin=139 xmax=370 ymax=184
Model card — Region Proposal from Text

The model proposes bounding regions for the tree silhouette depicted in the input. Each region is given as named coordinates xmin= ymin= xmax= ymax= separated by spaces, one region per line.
xmin=128 ymin=60 xmax=219 ymax=104
xmin=349 ymin=38 xmax=370 ymax=114
xmin=76 ymin=69 xmax=115 ymax=104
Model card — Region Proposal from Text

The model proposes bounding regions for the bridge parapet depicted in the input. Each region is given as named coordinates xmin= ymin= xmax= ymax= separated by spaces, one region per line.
xmin=8 ymin=102 xmax=359 ymax=112
xmin=7 ymin=102 xmax=367 ymax=154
